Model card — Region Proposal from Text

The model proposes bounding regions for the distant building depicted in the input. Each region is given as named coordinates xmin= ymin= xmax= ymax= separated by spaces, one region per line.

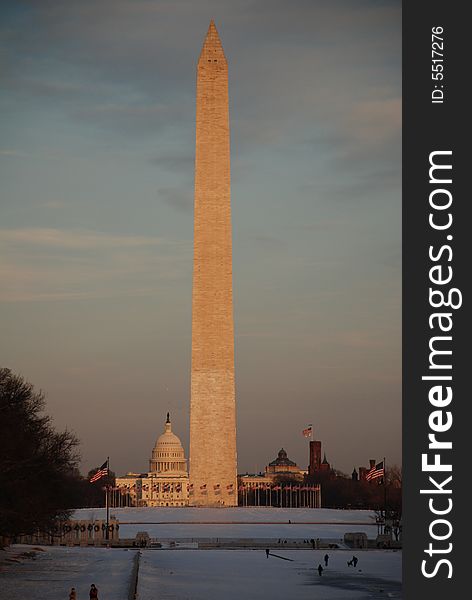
xmin=115 ymin=414 xmax=189 ymax=507
xmin=319 ymin=453 xmax=331 ymax=474
xmin=238 ymin=448 xmax=306 ymax=490
xmin=114 ymin=473 xmax=143 ymax=506
xmin=237 ymin=448 xmax=319 ymax=507
xmin=238 ymin=473 xmax=268 ymax=489
xmin=265 ymin=448 xmax=305 ymax=481
xmin=309 ymin=440 xmax=322 ymax=475
xmin=308 ymin=440 xmax=333 ymax=478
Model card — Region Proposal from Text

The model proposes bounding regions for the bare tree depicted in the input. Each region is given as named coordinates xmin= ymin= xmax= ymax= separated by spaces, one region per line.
xmin=386 ymin=464 xmax=402 ymax=488
xmin=0 ymin=368 xmax=81 ymax=538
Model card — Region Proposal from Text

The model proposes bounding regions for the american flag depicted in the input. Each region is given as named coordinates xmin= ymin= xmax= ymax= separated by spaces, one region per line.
xmin=89 ymin=461 xmax=108 ymax=483
xmin=366 ymin=461 xmax=385 ymax=482
xmin=302 ymin=425 xmax=313 ymax=438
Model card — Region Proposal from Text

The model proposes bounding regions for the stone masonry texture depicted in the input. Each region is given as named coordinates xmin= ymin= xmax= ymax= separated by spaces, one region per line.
xmin=189 ymin=21 xmax=238 ymax=506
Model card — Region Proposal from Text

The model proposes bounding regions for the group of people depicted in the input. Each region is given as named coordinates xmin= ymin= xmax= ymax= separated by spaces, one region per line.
xmin=317 ymin=554 xmax=359 ymax=576
xmin=347 ymin=555 xmax=359 ymax=567
xmin=265 ymin=549 xmax=360 ymax=577
xmin=316 ymin=553 xmax=330 ymax=576
xmin=69 ymin=584 xmax=99 ymax=599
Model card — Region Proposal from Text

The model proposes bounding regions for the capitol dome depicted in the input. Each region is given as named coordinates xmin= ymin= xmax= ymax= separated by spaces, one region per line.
xmin=149 ymin=413 xmax=187 ymax=475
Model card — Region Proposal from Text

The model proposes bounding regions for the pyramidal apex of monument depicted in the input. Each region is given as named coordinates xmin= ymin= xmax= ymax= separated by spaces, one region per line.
xmin=198 ymin=19 xmax=226 ymax=64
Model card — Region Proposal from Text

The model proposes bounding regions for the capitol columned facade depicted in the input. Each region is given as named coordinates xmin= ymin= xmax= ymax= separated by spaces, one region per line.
xmin=115 ymin=414 xmax=189 ymax=507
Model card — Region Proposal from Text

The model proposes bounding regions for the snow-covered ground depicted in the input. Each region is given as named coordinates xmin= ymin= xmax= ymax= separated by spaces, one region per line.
xmin=73 ymin=507 xmax=380 ymax=540
xmin=0 ymin=510 xmax=399 ymax=599
xmin=139 ymin=549 xmax=402 ymax=600
xmin=1 ymin=546 xmax=402 ymax=600
xmin=73 ymin=506 xmax=376 ymax=523
xmin=0 ymin=545 xmax=133 ymax=600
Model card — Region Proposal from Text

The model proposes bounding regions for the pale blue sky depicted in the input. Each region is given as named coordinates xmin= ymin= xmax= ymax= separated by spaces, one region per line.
xmin=0 ymin=0 xmax=401 ymax=475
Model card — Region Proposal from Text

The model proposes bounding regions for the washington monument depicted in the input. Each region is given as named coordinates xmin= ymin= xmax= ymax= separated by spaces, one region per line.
xmin=189 ymin=21 xmax=238 ymax=506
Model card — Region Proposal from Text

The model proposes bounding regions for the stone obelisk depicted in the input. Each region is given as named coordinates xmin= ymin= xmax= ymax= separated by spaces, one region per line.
xmin=189 ymin=20 xmax=237 ymax=506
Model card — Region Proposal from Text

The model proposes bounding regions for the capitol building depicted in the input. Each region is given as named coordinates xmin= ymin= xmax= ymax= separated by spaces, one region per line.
xmin=115 ymin=413 xmax=189 ymax=507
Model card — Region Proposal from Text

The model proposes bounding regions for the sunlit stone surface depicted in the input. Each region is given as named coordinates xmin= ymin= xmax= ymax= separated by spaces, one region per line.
xmin=189 ymin=21 xmax=237 ymax=506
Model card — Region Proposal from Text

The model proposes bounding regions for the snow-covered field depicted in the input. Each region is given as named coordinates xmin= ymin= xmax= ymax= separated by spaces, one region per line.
xmin=139 ymin=549 xmax=402 ymax=600
xmin=1 ymin=546 xmax=402 ymax=600
xmin=73 ymin=507 xmax=377 ymax=524
xmin=73 ymin=507 xmax=380 ymax=540
xmin=0 ymin=545 xmax=132 ymax=600
xmin=0 ymin=510 xmax=400 ymax=599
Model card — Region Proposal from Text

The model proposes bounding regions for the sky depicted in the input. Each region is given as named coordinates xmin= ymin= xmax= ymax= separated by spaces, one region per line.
xmin=0 ymin=0 xmax=401 ymax=476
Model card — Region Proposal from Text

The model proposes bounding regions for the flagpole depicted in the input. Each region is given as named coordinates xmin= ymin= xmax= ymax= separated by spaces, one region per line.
xmin=105 ymin=456 xmax=110 ymax=542
xmin=383 ymin=456 xmax=387 ymax=527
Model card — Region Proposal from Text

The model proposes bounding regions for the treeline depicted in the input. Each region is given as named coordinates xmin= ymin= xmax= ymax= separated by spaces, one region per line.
xmin=305 ymin=470 xmax=402 ymax=514
xmin=0 ymin=368 xmax=113 ymax=540
xmin=63 ymin=470 xmax=117 ymax=509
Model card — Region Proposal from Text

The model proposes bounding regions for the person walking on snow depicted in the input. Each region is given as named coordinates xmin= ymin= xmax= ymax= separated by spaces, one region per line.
xmin=69 ymin=588 xmax=77 ymax=600
xmin=89 ymin=584 xmax=98 ymax=599
xmin=324 ymin=553 xmax=329 ymax=566
xmin=317 ymin=564 xmax=324 ymax=576
xmin=265 ymin=548 xmax=270 ymax=558
xmin=352 ymin=556 xmax=358 ymax=567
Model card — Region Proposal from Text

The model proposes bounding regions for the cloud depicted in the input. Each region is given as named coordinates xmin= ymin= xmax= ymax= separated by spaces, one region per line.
xmin=0 ymin=227 xmax=169 ymax=249
xmin=0 ymin=149 xmax=31 ymax=158
xmin=41 ymin=200 xmax=68 ymax=209
xmin=294 ymin=164 xmax=401 ymax=208
xmin=1 ymin=0 xmax=400 ymax=152
xmin=158 ymin=187 xmax=193 ymax=213
xmin=246 ymin=234 xmax=285 ymax=249
xmin=347 ymin=98 xmax=401 ymax=145
xmin=74 ymin=102 xmax=188 ymax=135
xmin=2 ymin=77 xmax=89 ymax=98
xmin=0 ymin=227 xmax=191 ymax=302
xmin=151 ymin=155 xmax=194 ymax=173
